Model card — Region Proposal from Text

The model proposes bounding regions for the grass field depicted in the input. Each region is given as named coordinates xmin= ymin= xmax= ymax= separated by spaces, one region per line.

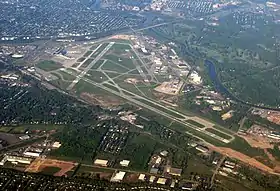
xmin=51 ymin=79 xmax=71 ymax=90
xmin=205 ymin=128 xmax=232 ymax=140
xmin=186 ymin=119 xmax=205 ymax=128
xmin=81 ymin=58 xmax=93 ymax=68
xmin=9 ymin=124 xmax=63 ymax=134
xmin=101 ymin=60 xmax=130 ymax=73
xmin=85 ymin=70 xmax=107 ymax=83
xmin=57 ymin=70 xmax=76 ymax=81
xmin=83 ymin=51 xmax=93 ymax=57
xmin=104 ymin=71 xmax=121 ymax=79
xmin=37 ymin=60 xmax=62 ymax=71
xmin=78 ymin=165 xmax=114 ymax=174
xmin=91 ymin=43 xmax=109 ymax=57
xmin=121 ymin=133 xmax=156 ymax=170
xmin=0 ymin=126 xmax=13 ymax=133
xmin=90 ymin=59 xmax=105 ymax=70
xmin=77 ymin=57 xmax=86 ymax=62
xmin=103 ymin=54 xmax=135 ymax=70
xmin=185 ymin=157 xmax=213 ymax=176
xmin=41 ymin=166 xmax=61 ymax=175
xmin=102 ymin=83 xmax=120 ymax=93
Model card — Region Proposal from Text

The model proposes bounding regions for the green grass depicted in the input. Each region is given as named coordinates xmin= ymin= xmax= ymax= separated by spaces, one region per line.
xmin=77 ymin=57 xmax=86 ymax=62
xmin=81 ymin=58 xmax=93 ymax=68
xmin=0 ymin=126 xmax=13 ymax=133
xmin=268 ymin=145 xmax=280 ymax=161
xmin=90 ymin=59 xmax=105 ymax=70
xmin=120 ymin=133 xmax=156 ymax=170
xmin=83 ymin=51 xmax=93 ymax=57
xmin=227 ymin=136 xmax=266 ymax=158
xmin=103 ymin=54 xmax=135 ymax=70
xmin=134 ymin=98 xmax=185 ymax=119
xmin=185 ymin=157 xmax=214 ymax=176
xmin=85 ymin=71 xmax=107 ymax=83
xmin=128 ymin=69 xmax=140 ymax=75
xmin=78 ymin=165 xmax=114 ymax=173
xmin=111 ymin=43 xmax=131 ymax=50
xmin=91 ymin=43 xmax=109 ymax=57
xmin=72 ymin=63 xmax=80 ymax=68
xmin=57 ymin=71 xmax=76 ymax=81
xmin=73 ymin=80 xmax=116 ymax=98
xmin=40 ymin=167 xmax=61 ymax=175
xmin=104 ymin=71 xmax=121 ymax=79
xmin=10 ymin=124 xmax=63 ymax=134
xmin=51 ymin=79 xmax=71 ymax=90
xmin=101 ymin=60 xmax=129 ymax=73
xmin=37 ymin=60 xmax=63 ymax=71
xmin=102 ymin=83 xmax=120 ymax=92
xmin=186 ymin=119 xmax=205 ymax=128
xmin=205 ymin=128 xmax=232 ymax=140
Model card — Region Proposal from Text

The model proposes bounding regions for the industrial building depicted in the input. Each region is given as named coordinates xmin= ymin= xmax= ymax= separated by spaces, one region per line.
xmin=167 ymin=167 xmax=182 ymax=176
xmin=110 ymin=171 xmax=126 ymax=182
xmin=195 ymin=145 xmax=209 ymax=153
xmin=23 ymin=151 xmax=41 ymax=157
xmin=138 ymin=174 xmax=145 ymax=181
xmin=119 ymin=160 xmax=130 ymax=167
xmin=0 ymin=155 xmax=33 ymax=166
xmin=157 ymin=178 xmax=167 ymax=185
xmin=94 ymin=159 xmax=108 ymax=167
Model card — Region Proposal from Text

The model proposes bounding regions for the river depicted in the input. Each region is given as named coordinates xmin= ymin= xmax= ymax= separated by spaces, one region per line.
xmin=204 ymin=60 xmax=280 ymax=111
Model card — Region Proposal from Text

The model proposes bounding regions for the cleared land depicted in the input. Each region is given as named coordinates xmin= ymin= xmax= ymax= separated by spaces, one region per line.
xmin=25 ymin=158 xmax=77 ymax=176
xmin=208 ymin=145 xmax=278 ymax=174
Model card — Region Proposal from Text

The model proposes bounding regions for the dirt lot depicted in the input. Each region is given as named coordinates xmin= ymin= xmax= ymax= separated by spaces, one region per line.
xmin=208 ymin=145 xmax=279 ymax=174
xmin=0 ymin=133 xmax=20 ymax=144
xmin=239 ymin=135 xmax=274 ymax=149
xmin=25 ymin=158 xmax=77 ymax=176
xmin=80 ymin=92 xmax=123 ymax=107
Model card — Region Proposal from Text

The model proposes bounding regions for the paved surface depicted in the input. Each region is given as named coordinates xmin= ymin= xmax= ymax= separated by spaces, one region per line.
xmin=67 ymin=42 xmax=115 ymax=90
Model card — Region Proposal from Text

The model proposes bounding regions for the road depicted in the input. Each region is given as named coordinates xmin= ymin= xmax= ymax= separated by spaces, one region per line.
xmin=210 ymin=155 xmax=226 ymax=188
xmin=0 ymin=135 xmax=47 ymax=155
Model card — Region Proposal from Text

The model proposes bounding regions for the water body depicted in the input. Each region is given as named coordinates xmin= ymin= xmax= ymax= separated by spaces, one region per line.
xmin=204 ymin=60 xmax=280 ymax=111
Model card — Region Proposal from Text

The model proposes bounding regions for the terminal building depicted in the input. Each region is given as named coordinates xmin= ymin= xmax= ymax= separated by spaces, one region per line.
xmin=0 ymin=155 xmax=33 ymax=166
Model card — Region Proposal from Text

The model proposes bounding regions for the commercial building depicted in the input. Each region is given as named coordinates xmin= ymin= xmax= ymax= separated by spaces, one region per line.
xmin=52 ymin=142 xmax=62 ymax=148
xmin=157 ymin=178 xmax=167 ymax=185
xmin=149 ymin=176 xmax=156 ymax=183
xmin=110 ymin=171 xmax=126 ymax=182
xmin=138 ymin=174 xmax=145 ymax=181
xmin=23 ymin=151 xmax=41 ymax=157
xmin=167 ymin=167 xmax=182 ymax=176
xmin=94 ymin=159 xmax=108 ymax=167
xmin=0 ymin=155 xmax=33 ymax=166
xmin=195 ymin=145 xmax=209 ymax=153
xmin=119 ymin=160 xmax=130 ymax=167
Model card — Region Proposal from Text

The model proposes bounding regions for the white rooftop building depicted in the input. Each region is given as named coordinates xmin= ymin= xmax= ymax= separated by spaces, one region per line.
xmin=120 ymin=160 xmax=130 ymax=167
xmin=94 ymin=159 xmax=108 ymax=167
xmin=111 ymin=171 xmax=126 ymax=182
